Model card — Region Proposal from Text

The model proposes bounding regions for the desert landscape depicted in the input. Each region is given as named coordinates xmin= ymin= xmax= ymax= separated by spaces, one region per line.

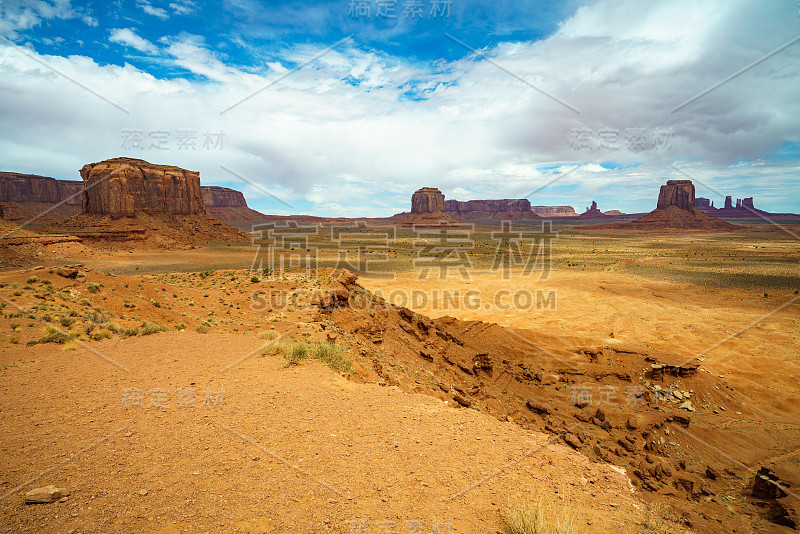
xmin=2 ymin=1 xmax=800 ymax=533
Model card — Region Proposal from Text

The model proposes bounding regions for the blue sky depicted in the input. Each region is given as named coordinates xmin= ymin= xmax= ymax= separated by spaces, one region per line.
xmin=1 ymin=0 xmax=799 ymax=216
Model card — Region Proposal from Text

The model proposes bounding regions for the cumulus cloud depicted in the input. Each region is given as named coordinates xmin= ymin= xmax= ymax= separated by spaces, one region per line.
xmin=0 ymin=0 xmax=798 ymax=216
xmin=109 ymin=28 xmax=158 ymax=55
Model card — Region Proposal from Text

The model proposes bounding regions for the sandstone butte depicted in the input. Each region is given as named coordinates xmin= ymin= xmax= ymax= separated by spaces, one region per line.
xmin=81 ymin=157 xmax=205 ymax=217
xmin=578 ymin=200 xmax=607 ymax=219
xmin=398 ymin=187 xmax=458 ymax=226
xmin=627 ymin=180 xmax=737 ymax=231
xmin=57 ymin=157 xmax=247 ymax=247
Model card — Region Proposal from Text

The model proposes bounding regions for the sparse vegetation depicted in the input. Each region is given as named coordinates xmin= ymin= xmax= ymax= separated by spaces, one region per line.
xmin=262 ymin=338 xmax=352 ymax=373
xmin=87 ymin=282 xmax=101 ymax=293
xmin=140 ymin=322 xmax=168 ymax=336
xmin=501 ymin=498 xmax=576 ymax=534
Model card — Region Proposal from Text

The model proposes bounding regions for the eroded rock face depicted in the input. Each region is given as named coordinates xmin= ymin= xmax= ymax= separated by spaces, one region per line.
xmin=444 ymin=198 xmax=541 ymax=220
xmin=411 ymin=187 xmax=446 ymax=214
xmin=201 ymin=186 xmax=247 ymax=208
xmin=80 ymin=157 xmax=205 ymax=216
xmin=445 ymin=199 xmax=531 ymax=214
xmin=657 ymin=180 xmax=695 ymax=211
xmin=0 ymin=172 xmax=82 ymax=205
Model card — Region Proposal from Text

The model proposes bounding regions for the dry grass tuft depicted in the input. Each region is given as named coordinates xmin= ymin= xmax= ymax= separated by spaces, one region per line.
xmin=502 ymin=496 xmax=577 ymax=534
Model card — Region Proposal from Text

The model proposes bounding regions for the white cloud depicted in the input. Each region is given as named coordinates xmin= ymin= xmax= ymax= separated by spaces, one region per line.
xmin=0 ymin=0 xmax=799 ymax=216
xmin=109 ymin=28 xmax=158 ymax=55
xmin=169 ymin=0 xmax=197 ymax=16
xmin=0 ymin=0 xmax=96 ymax=38
xmin=137 ymin=1 xmax=169 ymax=20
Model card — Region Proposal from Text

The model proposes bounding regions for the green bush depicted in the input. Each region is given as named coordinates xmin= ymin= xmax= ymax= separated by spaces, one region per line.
xmin=27 ymin=331 xmax=72 ymax=346
xmin=312 ymin=343 xmax=352 ymax=373
xmin=140 ymin=322 xmax=167 ymax=336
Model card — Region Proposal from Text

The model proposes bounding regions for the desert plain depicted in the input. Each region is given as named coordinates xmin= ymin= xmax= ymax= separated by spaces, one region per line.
xmin=1 ymin=213 xmax=798 ymax=533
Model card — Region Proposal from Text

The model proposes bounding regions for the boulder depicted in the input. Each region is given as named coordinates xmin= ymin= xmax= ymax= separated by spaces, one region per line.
xmin=24 ymin=485 xmax=69 ymax=504
xmin=657 ymin=180 xmax=695 ymax=211
xmin=80 ymin=157 xmax=205 ymax=216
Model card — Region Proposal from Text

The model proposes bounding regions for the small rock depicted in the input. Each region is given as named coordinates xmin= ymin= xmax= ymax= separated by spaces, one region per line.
xmin=563 ymin=433 xmax=582 ymax=450
xmin=526 ymin=399 xmax=550 ymax=415
xmin=25 ymin=486 xmax=69 ymax=504
xmin=678 ymin=400 xmax=695 ymax=412
xmin=138 ymin=489 xmax=148 ymax=496
xmin=453 ymin=394 xmax=471 ymax=407
xmin=705 ymin=466 xmax=720 ymax=480
xmin=594 ymin=408 xmax=606 ymax=422
xmin=626 ymin=415 xmax=641 ymax=430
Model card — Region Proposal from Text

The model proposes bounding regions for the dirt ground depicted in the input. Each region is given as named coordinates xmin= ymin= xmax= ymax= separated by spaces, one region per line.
xmin=0 ymin=221 xmax=798 ymax=533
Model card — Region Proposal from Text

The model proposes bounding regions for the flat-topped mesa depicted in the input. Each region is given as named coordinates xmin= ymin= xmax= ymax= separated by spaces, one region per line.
xmin=444 ymin=198 xmax=541 ymax=220
xmin=657 ymin=180 xmax=695 ymax=211
xmin=531 ymin=205 xmax=577 ymax=217
xmin=201 ymin=186 xmax=247 ymax=208
xmin=0 ymin=172 xmax=82 ymax=205
xmin=80 ymin=157 xmax=205 ymax=217
xmin=411 ymin=187 xmax=446 ymax=214
xmin=445 ymin=199 xmax=531 ymax=213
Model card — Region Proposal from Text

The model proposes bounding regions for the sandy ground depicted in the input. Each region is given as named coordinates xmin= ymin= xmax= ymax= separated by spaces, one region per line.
xmin=0 ymin=332 xmax=645 ymax=533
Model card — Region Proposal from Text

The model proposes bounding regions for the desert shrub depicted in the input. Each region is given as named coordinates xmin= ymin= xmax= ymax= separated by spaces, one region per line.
xmin=8 ymin=334 xmax=19 ymax=344
xmin=9 ymin=323 xmax=19 ymax=331
xmin=195 ymin=325 xmax=209 ymax=334
xmin=119 ymin=327 xmax=139 ymax=338
xmin=284 ymin=341 xmax=309 ymax=365
xmin=62 ymin=340 xmax=79 ymax=351
xmin=92 ymin=328 xmax=113 ymax=341
xmin=86 ymin=283 xmax=101 ymax=294
xmin=41 ymin=314 xmax=53 ymax=323
xmin=312 ymin=343 xmax=352 ymax=373
xmin=12 ymin=290 xmax=22 ymax=297
xmin=41 ymin=279 xmax=52 ymax=285
xmin=250 ymin=276 xmax=259 ymax=283
xmin=79 ymin=298 xmax=91 ymax=307
xmin=44 ymin=326 xmax=58 ymax=335
xmin=140 ymin=322 xmax=167 ymax=336
xmin=26 ymin=276 xmax=38 ymax=284
xmin=27 ymin=331 xmax=72 ymax=346
xmin=175 ymin=323 xmax=186 ymax=331
xmin=502 ymin=498 xmax=576 ymax=534
xmin=258 ymin=330 xmax=279 ymax=341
